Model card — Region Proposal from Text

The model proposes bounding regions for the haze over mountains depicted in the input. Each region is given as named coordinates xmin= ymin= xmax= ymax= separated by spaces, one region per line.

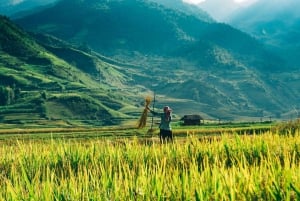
xmin=0 ymin=0 xmax=299 ymax=126
xmin=228 ymin=0 xmax=300 ymax=69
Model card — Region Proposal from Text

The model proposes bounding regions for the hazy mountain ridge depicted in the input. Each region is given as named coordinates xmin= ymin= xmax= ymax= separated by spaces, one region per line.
xmin=14 ymin=0 xmax=286 ymax=73
xmin=228 ymin=0 xmax=300 ymax=69
xmin=196 ymin=0 xmax=240 ymax=21
xmin=149 ymin=0 xmax=214 ymax=23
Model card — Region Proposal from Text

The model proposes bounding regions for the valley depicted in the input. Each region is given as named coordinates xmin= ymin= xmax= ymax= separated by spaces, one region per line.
xmin=0 ymin=0 xmax=299 ymax=127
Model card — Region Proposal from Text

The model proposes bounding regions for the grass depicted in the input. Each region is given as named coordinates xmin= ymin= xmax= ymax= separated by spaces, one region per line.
xmin=0 ymin=121 xmax=299 ymax=200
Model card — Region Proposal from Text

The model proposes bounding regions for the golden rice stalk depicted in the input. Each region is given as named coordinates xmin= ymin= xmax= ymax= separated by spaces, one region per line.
xmin=137 ymin=96 xmax=151 ymax=129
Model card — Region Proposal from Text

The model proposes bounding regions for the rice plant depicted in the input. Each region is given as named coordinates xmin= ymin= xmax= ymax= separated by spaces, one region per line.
xmin=0 ymin=129 xmax=300 ymax=200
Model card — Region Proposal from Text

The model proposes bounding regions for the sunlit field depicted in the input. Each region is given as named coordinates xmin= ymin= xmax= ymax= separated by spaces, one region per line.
xmin=0 ymin=121 xmax=300 ymax=200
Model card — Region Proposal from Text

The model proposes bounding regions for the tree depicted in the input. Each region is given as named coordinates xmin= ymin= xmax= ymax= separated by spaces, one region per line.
xmin=0 ymin=86 xmax=14 ymax=105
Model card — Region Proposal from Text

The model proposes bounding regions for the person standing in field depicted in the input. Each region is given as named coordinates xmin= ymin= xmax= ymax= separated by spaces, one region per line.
xmin=147 ymin=105 xmax=173 ymax=143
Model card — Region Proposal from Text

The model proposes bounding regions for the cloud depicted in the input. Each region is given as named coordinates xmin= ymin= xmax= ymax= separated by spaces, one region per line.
xmin=182 ymin=0 xmax=257 ymax=5
xmin=234 ymin=0 xmax=249 ymax=3
xmin=183 ymin=0 xmax=259 ymax=21
xmin=182 ymin=0 xmax=206 ymax=4
xmin=234 ymin=0 xmax=259 ymax=6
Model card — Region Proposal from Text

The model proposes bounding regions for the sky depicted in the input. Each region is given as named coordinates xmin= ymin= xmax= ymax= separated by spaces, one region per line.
xmin=183 ymin=0 xmax=257 ymax=5
xmin=182 ymin=0 xmax=259 ymax=21
xmin=5 ymin=0 xmax=257 ymax=6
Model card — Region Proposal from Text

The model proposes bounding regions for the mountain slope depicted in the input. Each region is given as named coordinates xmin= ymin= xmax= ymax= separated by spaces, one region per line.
xmin=195 ymin=0 xmax=240 ymax=21
xmin=0 ymin=15 xmax=141 ymax=127
xmin=0 ymin=0 xmax=57 ymax=16
xmin=10 ymin=0 xmax=300 ymax=120
xmin=228 ymin=0 xmax=300 ymax=69
xmin=13 ymin=1 xmax=251 ymax=53
xmin=150 ymin=0 xmax=214 ymax=23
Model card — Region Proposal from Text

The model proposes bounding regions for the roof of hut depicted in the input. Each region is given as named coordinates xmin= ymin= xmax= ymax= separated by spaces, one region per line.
xmin=181 ymin=114 xmax=204 ymax=120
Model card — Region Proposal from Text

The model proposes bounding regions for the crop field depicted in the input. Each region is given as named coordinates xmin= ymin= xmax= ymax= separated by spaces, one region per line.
xmin=0 ymin=120 xmax=300 ymax=200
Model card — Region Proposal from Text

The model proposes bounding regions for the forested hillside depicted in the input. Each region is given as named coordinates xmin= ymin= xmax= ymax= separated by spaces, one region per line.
xmin=0 ymin=15 xmax=142 ymax=126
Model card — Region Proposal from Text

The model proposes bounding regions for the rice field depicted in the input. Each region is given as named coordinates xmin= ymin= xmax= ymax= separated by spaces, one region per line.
xmin=0 ymin=123 xmax=300 ymax=200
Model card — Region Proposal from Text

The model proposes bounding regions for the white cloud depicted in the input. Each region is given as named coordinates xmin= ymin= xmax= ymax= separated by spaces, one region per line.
xmin=234 ymin=0 xmax=247 ymax=2
xmin=183 ymin=0 xmax=257 ymax=5
xmin=234 ymin=0 xmax=258 ymax=6
xmin=182 ymin=0 xmax=206 ymax=4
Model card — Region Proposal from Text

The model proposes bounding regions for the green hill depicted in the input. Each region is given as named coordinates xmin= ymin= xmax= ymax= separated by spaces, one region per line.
xmin=0 ymin=15 xmax=141 ymax=127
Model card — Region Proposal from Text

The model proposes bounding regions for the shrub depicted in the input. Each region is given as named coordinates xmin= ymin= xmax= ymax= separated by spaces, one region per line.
xmin=272 ymin=119 xmax=300 ymax=136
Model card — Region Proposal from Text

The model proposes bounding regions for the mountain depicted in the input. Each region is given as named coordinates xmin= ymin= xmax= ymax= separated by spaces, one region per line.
xmin=194 ymin=0 xmax=259 ymax=22
xmin=150 ymin=0 xmax=214 ymax=23
xmin=5 ymin=0 xmax=300 ymax=121
xmin=228 ymin=0 xmax=300 ymax=69
xmin=0 ymin=15 xmax=144 ymax=127
xmin=0 ymin=0 xmax=57 ymax=16
xmin=195 ymin=0 xmax=240 ymax=21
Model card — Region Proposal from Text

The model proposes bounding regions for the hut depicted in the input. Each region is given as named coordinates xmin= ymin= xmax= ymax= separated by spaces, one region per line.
xmin=181 ymin=114 xmax=204 ymax=126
